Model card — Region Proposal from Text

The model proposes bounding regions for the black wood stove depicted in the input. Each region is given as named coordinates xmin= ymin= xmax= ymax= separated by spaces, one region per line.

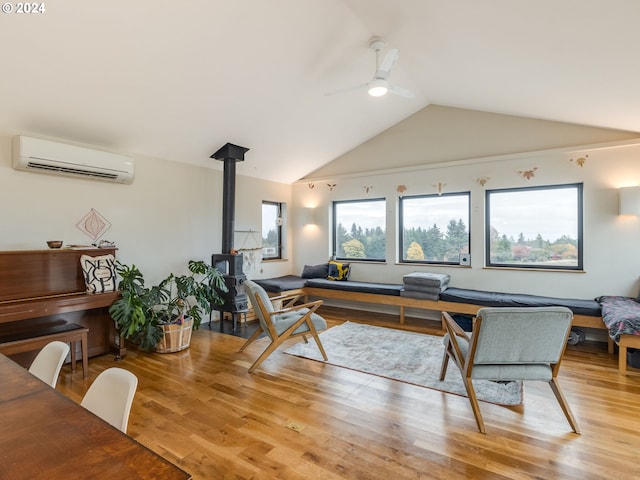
xmin=210 ymin=142 xmax=249 ymax=330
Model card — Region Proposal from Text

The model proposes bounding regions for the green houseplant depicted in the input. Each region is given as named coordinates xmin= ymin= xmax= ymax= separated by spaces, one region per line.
xmin=109 ymin=260 xmax=227 ymax=351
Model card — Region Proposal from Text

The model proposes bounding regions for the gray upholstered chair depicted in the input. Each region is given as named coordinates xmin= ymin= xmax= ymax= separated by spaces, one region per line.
xmin=240 ymin=280 xmax=328 ymax=373
xmin=440 ymin=306 xmax=580 ymax=434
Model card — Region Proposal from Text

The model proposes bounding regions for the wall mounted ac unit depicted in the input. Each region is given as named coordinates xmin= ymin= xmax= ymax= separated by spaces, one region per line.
xmin=12 ymin=135 xmax=135 ymax=184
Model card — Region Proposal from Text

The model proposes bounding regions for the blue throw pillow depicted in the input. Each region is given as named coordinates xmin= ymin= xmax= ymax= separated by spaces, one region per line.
xmin=301 ymin=263 xmax=329 ymax=279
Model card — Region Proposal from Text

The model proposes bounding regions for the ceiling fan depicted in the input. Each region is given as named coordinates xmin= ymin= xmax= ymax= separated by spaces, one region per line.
xmin=326 ymin=37 xmax=415 ymax=99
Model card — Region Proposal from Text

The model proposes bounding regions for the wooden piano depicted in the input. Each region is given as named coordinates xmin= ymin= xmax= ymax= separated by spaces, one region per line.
xmin=0 ymin=247 xmax=124 ymax=367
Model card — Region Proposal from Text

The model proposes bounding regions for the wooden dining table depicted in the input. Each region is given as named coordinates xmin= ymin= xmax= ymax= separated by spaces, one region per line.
xmin=0 ymin=354 xmax=191 ymax=479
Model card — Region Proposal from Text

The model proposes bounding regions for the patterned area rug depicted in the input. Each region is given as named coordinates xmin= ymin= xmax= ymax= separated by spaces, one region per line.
xmin=284 ymin=321 xmax=523 ymax=406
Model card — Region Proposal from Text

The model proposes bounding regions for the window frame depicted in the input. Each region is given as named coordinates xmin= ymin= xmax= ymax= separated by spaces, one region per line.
xmin=485 ymin=182 xmax=583 ymax=270
xmin=398 ymin=191 xmax=471 ymax=265
xmin=261 ymin=200 xmax=283 ymax=261
xmin=332 ymin=197 xmax=387 ymax=262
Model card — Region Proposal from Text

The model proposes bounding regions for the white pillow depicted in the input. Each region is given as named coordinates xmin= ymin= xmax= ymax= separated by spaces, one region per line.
xmin=80 ymin=254 xmax=117 ymax=293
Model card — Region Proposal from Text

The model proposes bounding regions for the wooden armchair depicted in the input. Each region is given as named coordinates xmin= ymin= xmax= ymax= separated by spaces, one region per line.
xmin=240 ymin=280 xmax=328 ymax=373
xmin=440 ymin=306 xmax=580 ymax=434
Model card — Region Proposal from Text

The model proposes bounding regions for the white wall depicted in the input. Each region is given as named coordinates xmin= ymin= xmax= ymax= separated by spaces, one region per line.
xmin=293 ymin=140 xmax=640 ymax=300
xmin=234 ymin=174 xmax=293 ymax=280
xmin=0 ymin=133 xmax=291 ymax=285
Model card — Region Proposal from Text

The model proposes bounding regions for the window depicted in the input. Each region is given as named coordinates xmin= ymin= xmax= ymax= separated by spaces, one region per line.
xmin=333 ymin=198 xmax=386 ymax=261
xmin=485 ymin=183 xmax=583 ymax=270
xmin=399 ymin=192 xmax=470 ymax=264
xmin=262 ymin=201 xmax=283 ymax=260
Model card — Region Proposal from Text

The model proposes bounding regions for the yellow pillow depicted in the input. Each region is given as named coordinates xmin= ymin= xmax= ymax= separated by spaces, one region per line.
xmin=327 ymin=261 xmax=351 ymax=281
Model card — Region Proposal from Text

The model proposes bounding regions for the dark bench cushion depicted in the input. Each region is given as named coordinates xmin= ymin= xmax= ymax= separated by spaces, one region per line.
xmin=305 ymin=278 xmax=403 ymax=296
xmin=440 ymin=287 xmax=602 ymax=317
xmin=253 ymin=275 xmax=308 ymax=293
xmin=0 ymin=322 xmax=87 ymax=344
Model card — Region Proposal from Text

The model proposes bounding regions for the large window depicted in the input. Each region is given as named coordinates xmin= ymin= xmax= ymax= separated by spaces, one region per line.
xmin=399 ymin=192 xmax=470 ymax=264
xmin=486 ymin=183 xmax=583 ymax=270
xmin=262 ymin=201 xmax=283 ymax=260
xmin=333 ymin=198 xmax=386 ymax=261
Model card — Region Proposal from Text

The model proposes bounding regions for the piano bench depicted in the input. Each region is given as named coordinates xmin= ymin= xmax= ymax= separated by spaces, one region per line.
xmin=0 ymin=323 xmax=89 ymax=379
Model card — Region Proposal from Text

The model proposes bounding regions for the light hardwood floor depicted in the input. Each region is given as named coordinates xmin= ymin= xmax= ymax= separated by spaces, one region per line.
xmin=56 ymin=307 xmax=640 ymax=480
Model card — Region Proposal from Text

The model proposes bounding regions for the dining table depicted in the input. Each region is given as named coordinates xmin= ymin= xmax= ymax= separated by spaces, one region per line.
xmin=0 ymin=353 xmax=191 ymax=479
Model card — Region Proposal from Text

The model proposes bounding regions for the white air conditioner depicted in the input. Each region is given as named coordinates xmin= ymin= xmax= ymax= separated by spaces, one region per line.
xmin=12 ymin=135 xmax=135 ymax=184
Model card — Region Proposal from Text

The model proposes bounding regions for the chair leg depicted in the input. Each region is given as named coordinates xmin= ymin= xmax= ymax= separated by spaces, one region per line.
xmin=80 ymin=330 xmax=89 ymax=379
xmin=461 ymin=376 xmax=486 ymax=434
xmin=248 ymin=340 xmax=282 ymax=373
xmin=439 ymin=345 xmax=450 ymax=381
xmin=240 ymin=327 xmax=263 ymax=352
xmin=548 ymin=378 xmax=581 ymax=434
xmin=70 ymin=341 xmax=77 ymax=372
xmin=311 ymin=332 xmax=328 ymax=361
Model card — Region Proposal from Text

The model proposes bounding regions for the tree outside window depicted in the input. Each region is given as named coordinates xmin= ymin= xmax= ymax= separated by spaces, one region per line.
xmin=333 ymin=199 xmax=386 ymax=261
xmin=399 ymin=193 xmax=470 ymax=264
xmin=485 ymin=183 xmax=583 ymax=270
xmin=262 ymin=201 xmax=283 ymax=260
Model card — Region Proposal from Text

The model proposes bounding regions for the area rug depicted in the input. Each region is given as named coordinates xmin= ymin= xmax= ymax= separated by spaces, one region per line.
xmin=284 ymin=321 xmax=523 ymax=406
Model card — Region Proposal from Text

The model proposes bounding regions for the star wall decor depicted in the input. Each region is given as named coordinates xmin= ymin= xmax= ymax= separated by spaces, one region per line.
xmin=570 ymin=155 xmax=588 ymax=167
xmin=476 ymin=177 xmax=490 ymax=187
xmin=517 ymin=167 xmax=538 ymax=180
xmin=434 ymin=182 xmax=446 ymax=195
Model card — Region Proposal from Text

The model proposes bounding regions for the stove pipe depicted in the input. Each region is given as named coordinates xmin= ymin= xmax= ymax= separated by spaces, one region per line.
xmin=211 ymin=143 xmax=249 ymax=253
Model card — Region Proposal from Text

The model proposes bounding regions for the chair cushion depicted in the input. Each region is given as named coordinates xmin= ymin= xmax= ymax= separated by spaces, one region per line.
xmin=273 ymin=310 xmax=327 ymax=336
xmin=443 ymin=333 xmax=553 ymax=381
xmin=246 ymin=280 xmax=275 ymax=314
xmin=471 ymin=364 xmax=553 ymax=381
xmin=473 ymin=307 xmax=572 ymax=364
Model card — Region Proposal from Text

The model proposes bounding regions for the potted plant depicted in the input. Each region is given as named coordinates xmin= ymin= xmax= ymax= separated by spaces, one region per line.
xmin=109 ymin=260 xmax=227 ymax=352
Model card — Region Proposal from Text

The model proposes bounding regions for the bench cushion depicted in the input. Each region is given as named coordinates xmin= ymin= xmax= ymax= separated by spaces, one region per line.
xmin=0 ymin=322 xmax=87 ymax=344
xmin=253 ymin=275 xmax=308 ymax=293
xmin=306 ymin=278 xmax=403 ymax=296
xmin=440 ymin=287 xmax=601 ymax=317
xmin=403 ymin=272 xmax=450 ymax=287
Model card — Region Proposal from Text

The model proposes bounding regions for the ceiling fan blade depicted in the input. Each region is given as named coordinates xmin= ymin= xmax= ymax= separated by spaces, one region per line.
xmin=324 ymin=83 xmax=368 ymax=96
xmin=375 ymin=48 xmax=398 ymax=79
xmin=388 ymin=83 xmax=415 ymax=99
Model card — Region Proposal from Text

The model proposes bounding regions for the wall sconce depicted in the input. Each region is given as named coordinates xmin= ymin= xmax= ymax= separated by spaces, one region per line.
xmin=301 ymin=207 xmax=316 ymax=226
xmin=619 ymin=186 xmax=640 ymax=215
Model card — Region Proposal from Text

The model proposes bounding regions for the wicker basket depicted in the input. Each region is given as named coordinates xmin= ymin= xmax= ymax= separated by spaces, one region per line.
xmin=155 ymin=317 xmax=193 ymax=353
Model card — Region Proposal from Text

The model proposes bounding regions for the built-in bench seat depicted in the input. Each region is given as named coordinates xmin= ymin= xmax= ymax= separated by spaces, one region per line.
xmin=440 ymin=287 xmax=602 ymax=318
xmin=305 ymin=278 xmax=404 ymax=296
xmin=254 ymin=275 xmax=606 ymax=339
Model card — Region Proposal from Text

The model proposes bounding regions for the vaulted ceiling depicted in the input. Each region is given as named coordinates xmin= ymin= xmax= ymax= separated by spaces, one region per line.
xmin=1 ymin=1 xmax=638 ymax=184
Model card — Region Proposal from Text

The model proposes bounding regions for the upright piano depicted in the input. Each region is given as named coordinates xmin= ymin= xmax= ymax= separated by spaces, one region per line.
xmin=0 ymin=247 xmax=123 ymax=366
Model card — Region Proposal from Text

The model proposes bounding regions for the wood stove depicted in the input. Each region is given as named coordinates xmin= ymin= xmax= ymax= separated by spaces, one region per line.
xmin=210 ymin=142 xmax=249 ymax=330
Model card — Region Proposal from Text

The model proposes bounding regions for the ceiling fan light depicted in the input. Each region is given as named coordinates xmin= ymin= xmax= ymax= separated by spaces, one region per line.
xmin=368 ymin=79 xmax=388 ymax=97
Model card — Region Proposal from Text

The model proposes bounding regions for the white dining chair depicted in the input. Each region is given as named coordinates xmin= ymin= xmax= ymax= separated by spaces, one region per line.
xmin=28 ymin=340 xmax=70 ymax=388
xmin=80 ymin=367 xmax=138 ymax=433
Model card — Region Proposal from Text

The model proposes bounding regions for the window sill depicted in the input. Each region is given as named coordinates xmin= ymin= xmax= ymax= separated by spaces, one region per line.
xmin=262 ymin=258 xmax=288 ymax=263
xmin=483 ymin=266 xmax=586 ymax=273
